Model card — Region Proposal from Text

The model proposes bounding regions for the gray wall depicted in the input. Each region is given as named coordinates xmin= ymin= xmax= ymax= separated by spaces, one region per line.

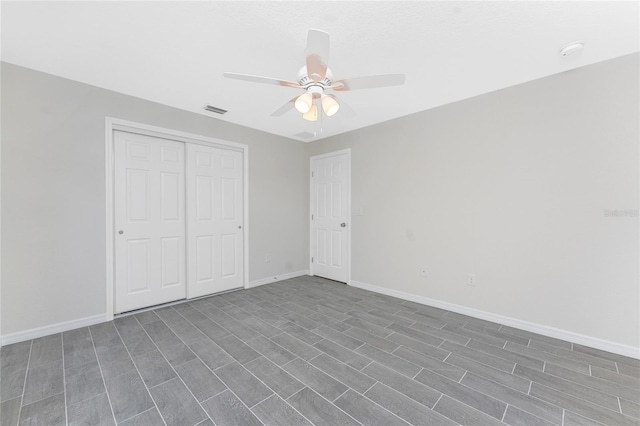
xmin=3 ymin=53 xmax=638 ymax=349
xmin=309 ymin=53 xmax=639 ymax=348
xmin=1 ymin=63 xmax=309 ymax=335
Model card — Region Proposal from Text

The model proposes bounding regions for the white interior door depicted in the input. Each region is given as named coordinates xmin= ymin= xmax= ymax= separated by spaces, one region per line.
xmin=114 ymin=131 xmax=186 ymax=313
xmin=187 ymin=144 xmax=244 ymax=298
xmin=311 ymin=151 xmax=350 ymax=283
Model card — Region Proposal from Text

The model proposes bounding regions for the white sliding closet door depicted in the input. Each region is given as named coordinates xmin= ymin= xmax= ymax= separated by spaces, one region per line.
xmin=187 ymin=144 xmax=244 ymax=298
xmin=114 ymin=131 xmax=186 ymax=314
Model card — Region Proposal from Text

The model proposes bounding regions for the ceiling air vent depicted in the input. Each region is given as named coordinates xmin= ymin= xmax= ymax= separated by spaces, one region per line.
xmin=204 ymin=105 xmax=227 ymax=115
xmin=295 ymin=131 xmax=316 ymax=139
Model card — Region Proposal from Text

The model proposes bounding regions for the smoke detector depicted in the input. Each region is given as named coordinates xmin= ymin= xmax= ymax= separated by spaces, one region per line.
xmin=559 ymin=42 xmax=584 ymax=57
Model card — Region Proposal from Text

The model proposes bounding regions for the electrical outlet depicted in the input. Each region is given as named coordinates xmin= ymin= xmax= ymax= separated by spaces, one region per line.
xmin=467 ymin=273 xmax=476 ymax=287
xmin=420 ymin=267 xmax=428 ymax=277
xmin=265 ymin=253 xmax=271 ymax=263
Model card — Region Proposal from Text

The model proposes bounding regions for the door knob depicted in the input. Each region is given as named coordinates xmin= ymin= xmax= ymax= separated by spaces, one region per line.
xmin=118 ymin=230 xmax=124 ymax=235
xmin=340 ymin=223 xmax=347 ymax=227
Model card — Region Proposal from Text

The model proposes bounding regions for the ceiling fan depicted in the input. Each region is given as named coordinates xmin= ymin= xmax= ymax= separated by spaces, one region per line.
xmin=223 ymin=29 xmax=406 ymax=122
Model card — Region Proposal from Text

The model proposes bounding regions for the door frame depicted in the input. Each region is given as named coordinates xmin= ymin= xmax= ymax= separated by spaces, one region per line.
xmin=105 ymin=117 xmax=249 ymax=320
xmin=309 ymin=149 xmax=352 ymax=285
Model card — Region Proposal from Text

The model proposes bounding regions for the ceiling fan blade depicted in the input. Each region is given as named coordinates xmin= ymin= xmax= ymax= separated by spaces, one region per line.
xmin=331 ymin=74 xmax=406 ymax=91
xmin=223 ymin=72 xmax=300 ymax=89
xmin=305 ymin=29 xmax=330 ymax=82
xmin=270 ymin=96 xmax=298 ymax=116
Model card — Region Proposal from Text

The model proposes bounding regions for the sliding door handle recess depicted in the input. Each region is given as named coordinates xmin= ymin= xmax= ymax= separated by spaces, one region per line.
xmin=340 ymin=223 xmax=347 ymax=227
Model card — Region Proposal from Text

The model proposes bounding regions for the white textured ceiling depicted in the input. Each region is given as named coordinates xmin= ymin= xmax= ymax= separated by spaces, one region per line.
xmin=2 ymin=1 xmax=638 ymax=142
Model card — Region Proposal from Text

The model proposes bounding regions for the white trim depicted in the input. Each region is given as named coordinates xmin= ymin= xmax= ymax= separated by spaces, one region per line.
xmin=309 ymin=149 xmax=352 ymax=285
xmin=310 ymin=148 xmax=353 ymax=161
xmin=0 ymin=57 xmax=3 ymax=347
xmin=105 ymin=120 xmax=115 ymax=321
xmin=105 ymin=117 xmax=249 ymax=318
xmin=350 ymin=280 xmax=640 ymax=360
xmin=247 ymin=270 xmax=309 ymax=289
xmin=1 ymin=314 xmax=106 ymax=346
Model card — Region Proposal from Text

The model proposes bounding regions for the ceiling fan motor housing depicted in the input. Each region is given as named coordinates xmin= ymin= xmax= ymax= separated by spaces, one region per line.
xmin=298 ymin=66 xmax=333 ymax=88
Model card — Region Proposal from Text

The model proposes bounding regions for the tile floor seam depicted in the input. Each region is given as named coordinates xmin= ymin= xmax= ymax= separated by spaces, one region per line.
xmin=88 ymin=326 xmax=118 ymax=426
xmin=361 ymin=380 xmax=379 ymax=395
xmin=61 ymin=333 xmax=69 ymax=426
xmin=359 ymin=360 xmax=374 ymax=372
xmin=545 ymin=364 xmax=639 ymax=397
xmin=211 ymin=359 xmax=237 ymax=373
xmin=480 ymin=373 xmax=564 ymax=423
xmin=356 ymin=385 xmax=414 ymax=425
xmin=501 ymin=403 xmax=509 ymax=422
xmin=272 ymin=394 xmax=322 ymax=426
xmin=189 ymin=300 xmax=312 ymax=365
xmin=527 ymin=371 xmax=630 ymax=411
xmin=210 ymin=385 xmax=263 ymax=426
xmin=200 ymin=387 xmax=230 ymax=405
xmin=117 ymin=407 xmax=157 ymax=425
xmin=428 ymin=368 xmax=513 ymax=421
xmin=330 ymin=387 xmax=352 ymax=403
xmin=15 ymin=340 xmax=33 ymax=425
xmin=114 ymin=320 xmax=169 ymax=426
xmin=288 ymin=356 xmax=371 ymax=404
xmin=411 ymin=367 xmax=424 ymax=380
xmin=14 ymin=391 xmax=66 ymax=410
xmin=306 ymin=353 xmax=322 ymax=363
xmin=214 ymin=360 xmax=284 ymax=413
xmin=285 ymin=386 xmax=365 ymax=426
xmin=133 ymin=315 xmax=228 ymax=426
xmin=279 ymin=356 xmax=301 ymax=369
xmin=432 ymin=392 xmax=444 ymax=410
xmin=353 ymin=342 xmax=366 ymax=351
xmin=530 ymin=380 xmax=634 ymax=421
xmin=248 ymin=392 xmax=278 ymax=410
xmin=517 ymin=364 xmax=636 ymax=411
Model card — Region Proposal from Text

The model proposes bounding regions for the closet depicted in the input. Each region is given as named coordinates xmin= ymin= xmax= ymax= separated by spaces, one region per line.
xmin=113 ymin=130 xmax=244 ymax=314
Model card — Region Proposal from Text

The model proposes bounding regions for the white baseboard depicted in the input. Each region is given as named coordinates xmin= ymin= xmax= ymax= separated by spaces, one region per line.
xmin=350 ymin=280 xmax=640 ymax=360
xmin=1 ymin=314 xmax=107 ymax=346
xmin=247 ymin=270 xmax=309 ymax=289
xmin=0 ymin=270 xmax=308 ymax=346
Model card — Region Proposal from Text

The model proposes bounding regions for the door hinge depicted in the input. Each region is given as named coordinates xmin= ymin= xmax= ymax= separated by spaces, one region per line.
xmin=311 ymin=257 xmax=314 ymax=263
xmin=311 ymin=171 xmax=314 ymax=178
xmin=311 ymin=214 xmax=314 ymax=220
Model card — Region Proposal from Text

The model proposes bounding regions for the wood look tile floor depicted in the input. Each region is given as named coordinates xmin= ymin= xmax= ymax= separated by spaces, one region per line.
xmin=1 ymin=276 xmax=639 ymax=425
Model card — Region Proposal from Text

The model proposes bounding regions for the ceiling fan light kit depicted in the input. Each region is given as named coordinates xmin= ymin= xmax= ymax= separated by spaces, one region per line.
xmin=302 ymin=104 xmax=319 ymax=121
xmin=321 ymin=94 xmax=340 ymax=116
xmin=294 ymin=92 xmax=313 ymax=113
xmin=223 ymin=29 xmax=406 ymax=125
